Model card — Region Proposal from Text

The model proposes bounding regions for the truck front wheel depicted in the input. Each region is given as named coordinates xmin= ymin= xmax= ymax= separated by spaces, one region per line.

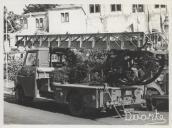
xmin=15 ymin=87 xmax=33 ymax=104
xmin=68 ymin=93 xmax=84 ymax=116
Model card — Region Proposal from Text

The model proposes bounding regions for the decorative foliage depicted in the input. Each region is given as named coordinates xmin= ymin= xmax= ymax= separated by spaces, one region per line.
xmin=51 ymin=48 xmax=165 ymax=86
xmin=103 ymin=50 xmax=165 ymax=86
xmin=5 ymin=56 xmax=23 ymax=81
xmin=51 ymin=48 xmax=108 ymax=84
xmin=67 ymin=49 xmax=108 ymax=84
xmin=4 ymin=6 xmax=22 ymax=34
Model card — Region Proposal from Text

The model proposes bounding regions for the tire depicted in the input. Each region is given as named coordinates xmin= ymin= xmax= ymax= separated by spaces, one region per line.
xmin=15 ymin=87 xmax=33 ymax=104
xmin=68 ymin=93 xmax=84 ymax=116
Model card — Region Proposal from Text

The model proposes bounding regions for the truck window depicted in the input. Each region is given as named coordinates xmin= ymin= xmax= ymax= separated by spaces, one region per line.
xmin=38 ymin=50 xmax=49 ymax=67
xmin=25 ymin=52 xmax=37 ymax=66
xmin=51 ymin=53 xmax=66 ymax=67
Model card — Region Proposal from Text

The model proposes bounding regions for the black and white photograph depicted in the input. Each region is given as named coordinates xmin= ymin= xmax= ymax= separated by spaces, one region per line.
xmin=2 ymin=0 xmax=170 ymax=126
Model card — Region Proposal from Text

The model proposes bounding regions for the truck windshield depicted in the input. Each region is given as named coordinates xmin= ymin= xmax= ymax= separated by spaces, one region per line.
xmin=25 ymin=52 xmax=37 ymax=66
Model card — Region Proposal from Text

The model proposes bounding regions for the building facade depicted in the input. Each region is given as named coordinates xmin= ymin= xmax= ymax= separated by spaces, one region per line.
xmin=48 ymin=5 xmax=87 ymax=34
xmin=18 ymin=4 xmax=168 ymax=35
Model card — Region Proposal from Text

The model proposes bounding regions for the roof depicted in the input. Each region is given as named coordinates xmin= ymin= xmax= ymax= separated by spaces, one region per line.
xmin=22 ymin=4 xmax=86 ymax=17
xmin=23 ymin=12 xmax=47 ymax=17
xmin=49 ymin=4 xmax=86 ymax=15
xmin=49 ymin=4 xmax=82 ymax=10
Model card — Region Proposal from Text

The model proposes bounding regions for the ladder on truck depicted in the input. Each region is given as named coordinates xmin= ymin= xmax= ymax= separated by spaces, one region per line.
xmin=15 ymin=32 xmax=168 ymax=52
xmin=15 ymin=32 xmax=145 ymax=50
xmin=145 ymin=32 xmax=168 ymax=53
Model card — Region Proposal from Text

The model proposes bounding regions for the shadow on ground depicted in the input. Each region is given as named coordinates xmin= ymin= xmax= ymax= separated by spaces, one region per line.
xmin=4 ymin=93 xmax=121 ymax=120
xmin=4 ymin=93 xmax=168 ymax=120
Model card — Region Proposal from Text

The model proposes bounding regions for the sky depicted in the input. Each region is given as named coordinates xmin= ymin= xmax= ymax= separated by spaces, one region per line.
xmin=3 ymin=0 xmax=29 ymax=14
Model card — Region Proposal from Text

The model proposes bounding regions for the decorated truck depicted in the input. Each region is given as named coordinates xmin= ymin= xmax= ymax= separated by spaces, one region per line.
xmin=14 ymin=32 xmax=167 ymax=116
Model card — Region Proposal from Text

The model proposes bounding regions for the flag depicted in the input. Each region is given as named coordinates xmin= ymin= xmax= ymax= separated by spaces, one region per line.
xmin=137 ymin=16 xmax=140 ymax=24
xmin=147 ymin=9 xmax=150 ymax=33
xmin=160 ymin=13 xmax=163 ymax=32
xmin=160 ymin=7 xmax=163 ymax=33
xmin=130 ymin=24 xmax=134 ymax=32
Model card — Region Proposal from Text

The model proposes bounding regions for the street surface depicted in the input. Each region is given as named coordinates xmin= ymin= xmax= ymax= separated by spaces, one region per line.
xmin=4 ymin=80 xmax=169 ymax=125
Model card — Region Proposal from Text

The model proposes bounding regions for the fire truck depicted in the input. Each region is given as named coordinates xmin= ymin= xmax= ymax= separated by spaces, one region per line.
xmin=14 ymin=32 xmax=168 ymax=116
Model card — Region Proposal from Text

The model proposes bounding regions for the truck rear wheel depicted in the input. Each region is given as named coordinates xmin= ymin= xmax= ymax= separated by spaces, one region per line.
xmin=15 ymin=87 xmax=33 ymax=104
xmin=68 ymin=93 xmax=84 ymax=116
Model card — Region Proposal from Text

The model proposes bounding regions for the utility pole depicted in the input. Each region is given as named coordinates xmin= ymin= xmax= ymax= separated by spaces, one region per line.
xmin=147 ymin=5 xmax=150 ymax=33
xmin=160 ymin=5 xmax=163 ymax=33
xmin=6 ymin=11 xmax=8 ymax=47
xmin=4 ymin=8 xmax=9 ymax=82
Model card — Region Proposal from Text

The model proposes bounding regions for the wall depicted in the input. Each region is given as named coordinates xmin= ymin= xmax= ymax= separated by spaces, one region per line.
xmin=20 ymin=4 xmax=168 ymax=35
xmin=27 ymin=17 xmax=37 ymax=33
xmin=82 ymin=4 xmax=104 ymax=33
xmin=149 ymin=6 xmax=168 ymax=32
xmin=82 ymin=4 xmax=168 ymax=33
xmin=20 ymin=14 xmax=48 ymax=34
xmin=48 ymin=9 xmax=87 ymax=34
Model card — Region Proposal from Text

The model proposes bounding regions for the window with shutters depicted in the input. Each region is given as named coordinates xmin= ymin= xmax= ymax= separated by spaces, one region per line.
xmin=22 ymin=18 xmax=28 ymax=29
xmin=89 ymin=4 xmax=101 ymax=13
xmin=111 ymin=4 xmax=122 ymax=12
xmin=132 ymin=4 xmax=144 ymax=13
xmin=36 ymin=18 xmax=44 ymax=28
xmin=155 ymin=4 xmax=166 ymax=8
xmin=61 ymin=12 xmax=69 ymax=22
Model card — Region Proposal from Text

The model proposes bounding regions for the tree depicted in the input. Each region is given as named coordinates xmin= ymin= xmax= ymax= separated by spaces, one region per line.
xmin=23 ymin=4 xmax=58 ymax=14
xmin=3 ymin=6 xmax=22 ymax=53
xmin=4 ymin=6 xmax=22 ymax=34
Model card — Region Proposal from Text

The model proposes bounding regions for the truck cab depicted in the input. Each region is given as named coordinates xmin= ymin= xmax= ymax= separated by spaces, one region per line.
xmin=14 ymin=48 xmax=50 ymax=103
